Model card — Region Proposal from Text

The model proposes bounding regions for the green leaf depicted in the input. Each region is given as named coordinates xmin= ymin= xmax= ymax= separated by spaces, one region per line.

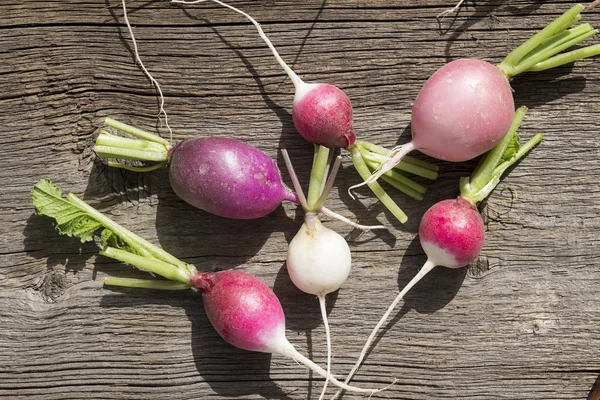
xmin=499 ymin=132 xmax=521 ymax=165
xmin=32 ymin=179 xmax=105 ymax=244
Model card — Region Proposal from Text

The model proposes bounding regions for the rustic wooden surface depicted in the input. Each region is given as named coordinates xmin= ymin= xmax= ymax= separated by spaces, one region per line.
xmin=1 ymin=1 xmax=599 ymax=399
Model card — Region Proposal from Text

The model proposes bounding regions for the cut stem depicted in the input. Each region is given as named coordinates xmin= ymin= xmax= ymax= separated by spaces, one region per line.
xmin=307 ymin=145 xmax=332 ymax=209
xmin=348 ymin=146 xmax=408 ymax=223
xmin=100 ymin=247 xmax=192 ymax=284
xmin=497 ymin=4 xmax=600 ymax=77
xmin=104 ymin=277 xmax=190 ymax=290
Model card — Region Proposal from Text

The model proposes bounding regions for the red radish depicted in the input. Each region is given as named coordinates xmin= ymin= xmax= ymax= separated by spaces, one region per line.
xmin=31 ymin=179 xmax=392 ymax=395
xmin=333 ymin=107 xmax=543 ymax=397
xmin=172 ymin=0 xmax=441 ymax=223
xmin=351 ymin=3 xmax=600 ymax=191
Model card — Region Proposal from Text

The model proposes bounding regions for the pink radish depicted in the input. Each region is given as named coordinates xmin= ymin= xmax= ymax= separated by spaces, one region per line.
xmin=351 ymin=3 xmax=600 ymax=191
xmin=332 ymin=106 xmax=543 ymax=397
xmin=171 ymin=0 xmax=441 ymax=223
xmin=31 ymin=179 xmax=392 ymax=395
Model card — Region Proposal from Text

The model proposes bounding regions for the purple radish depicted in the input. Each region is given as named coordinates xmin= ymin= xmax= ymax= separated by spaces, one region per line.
xmin=172 ymin=0 xmax=442 ymax=224
xmin=351 ymin=3 xmax=600 ymax=190
xmin=93 ymin=118 xmax=297 ymax=219
xmin=333 ymin=107 xmax=543 ymax=397
xmin=31 ymin=179 xmax=392 ymax=396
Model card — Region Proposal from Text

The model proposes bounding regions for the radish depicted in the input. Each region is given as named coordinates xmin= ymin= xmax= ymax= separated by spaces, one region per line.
xmin=171 ymin=0 xmax=440 ymax=223
xmin=94 ymin=118 xmax=384 ymax=230
xmin=351 ymin=3 xmax=600 ymax=191
xmin=332 ymin=106 xmax=543 ymax=397
xmin=94 ymin=118 xmax=297 ymax=219
xmin=31 ymin=178 xmax=393 ymax=395
xmin=279 ymin=145 xmax=362 ymax=399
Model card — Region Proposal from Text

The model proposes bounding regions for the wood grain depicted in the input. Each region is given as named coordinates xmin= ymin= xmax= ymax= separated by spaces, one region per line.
xmin=1 ymin=1 xmax=599 ymax=399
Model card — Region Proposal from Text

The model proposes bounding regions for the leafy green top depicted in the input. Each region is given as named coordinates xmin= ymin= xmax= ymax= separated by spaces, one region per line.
xmin=31 ymin=179 xmax=194 ymax=286
xmin=459 ymin=106 xmax=543 ymax=205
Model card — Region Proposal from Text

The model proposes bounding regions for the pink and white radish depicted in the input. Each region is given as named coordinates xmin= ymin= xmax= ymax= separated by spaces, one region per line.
xmin=351 ymin=3 xmax=600 ymax=191
xmin=332 ymin=106 xmax=543 ymax=397
xmin=171 ymin=0 xmax=440 ymax=223
xmin=31 ymin=179 xmax=391 ymax=395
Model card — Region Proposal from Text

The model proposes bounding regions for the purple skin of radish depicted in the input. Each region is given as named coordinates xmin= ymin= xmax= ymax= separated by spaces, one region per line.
xmin=333 ymin=106 xmax=544 ymax=398
xmin=93 ymin=120 xmax=297 ymax=220
xmin=168 ymin=137 xmax=296 ymax=219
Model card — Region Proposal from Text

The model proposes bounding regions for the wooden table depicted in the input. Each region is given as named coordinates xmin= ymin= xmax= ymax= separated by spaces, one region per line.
xmin=2 ymin=1 xmax=599 ymax=399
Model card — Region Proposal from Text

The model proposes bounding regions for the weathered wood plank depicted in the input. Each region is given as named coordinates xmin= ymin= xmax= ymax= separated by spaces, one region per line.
xmin=1 ymin=1 xmax=599 ymax=399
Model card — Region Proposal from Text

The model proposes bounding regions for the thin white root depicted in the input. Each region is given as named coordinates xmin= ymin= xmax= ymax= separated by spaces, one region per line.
xmin=279 ymin=342 xmax=391 ymax=395
xmin=121 ymin=0 xmax=173 ymax=142
xmin=318 ymin=295 xmax=331 ymax=400
xmin=587 ymin=0 xmax=600 ymax=10
xmin=330 ymin=260 xmax=436 ymax=400
xmin=171 ymin=0 xmax=303 ymax=87
xmin=320 ymin=207 xmax=386 ymax=231
xmin=437 ymin=0 xmax=465 ymax=21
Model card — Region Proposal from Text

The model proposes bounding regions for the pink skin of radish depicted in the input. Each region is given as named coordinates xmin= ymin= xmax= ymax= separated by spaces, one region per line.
xmin=410 ymin=59 xmax=515 ymax=162
xmin=333 ymin=106 xmax=544 ymax=399
xmin=292 ymin=83 xmax=356 ymax=149
xmin=419 ymin=196 xmax=485 ymax=269
xmin=31 ymin=180 xmax=387 ymax=396
xmin=353 ymin=3 xmax=600 ymax=191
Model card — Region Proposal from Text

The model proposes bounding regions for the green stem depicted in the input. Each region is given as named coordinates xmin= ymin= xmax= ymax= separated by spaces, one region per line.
xmin=469 ymin=106 xmax=529 ymax=190
xmin=106 ymin=161 xmax=167 ymax=172
xmin=349 ymin=146 xmax=408 ymax=223
xmin=94 ymin=132 xmax=169 ymax=162
xmin=460 ymin=107 xmax=543 ymax=205
xmin=104 ymin=277 xmax=191 ymax=290
xmin=307 ymin=145 xmax=331 ymax=209
xmin=66 ymin=193 xmax=186 ymax=268
xmin=363 ymin=159 xmax=426 ymax=194
xmin=104 ymin=118 xmax=170 ymax=146
xmin=499 ymin=4 xmax=585 ymax=77
xmin=379 ymin=176 xmax=423 ymax=201
xmin=526 ymin=43 xmax=600 ymax=72
xmin=94 ymin=119 xmax=172 ymax=168
xmin=359 ymin=146 xmax=438 ymax=180
xmin=313 ymin=156 xmax=342 ymax=211
xmin=356 ymin=140 xmax=439 ymax=175
xmin=100 ymin=247 xmax=192 ymax=285
xmin=519 ymin=23 xmax=594 ymax=64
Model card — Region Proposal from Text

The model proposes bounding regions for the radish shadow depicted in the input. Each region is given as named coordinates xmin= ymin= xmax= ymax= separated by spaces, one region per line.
xmin=100 ymin=287 xmax=293 ymax=399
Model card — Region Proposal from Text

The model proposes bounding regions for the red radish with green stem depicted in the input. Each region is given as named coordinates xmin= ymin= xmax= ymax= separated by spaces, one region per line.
xmin=351 ymin=3 xmax=600 ymax=192
xmin=94 ymin=118 xmax=377 ymax=230
xmin=332 ymin=106 xmax=543 ymax=398
xmin=30 ymin=178 xmax=392 ymax=396
xmin=280 ymin=145 xmax=381 ymax=399
xmin=171 ymin=0 xmax=440 ymax=223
